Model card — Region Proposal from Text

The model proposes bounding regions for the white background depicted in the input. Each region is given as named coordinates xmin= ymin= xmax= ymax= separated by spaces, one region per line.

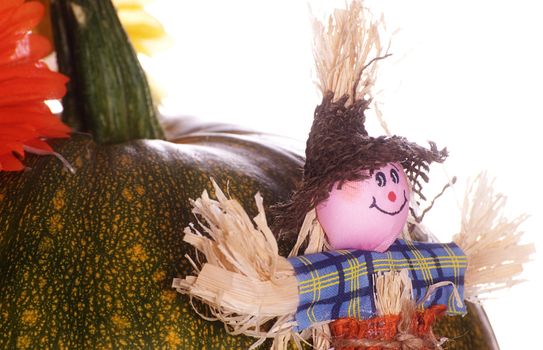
xmin=145 ymin=1 xmax=542 ymax=348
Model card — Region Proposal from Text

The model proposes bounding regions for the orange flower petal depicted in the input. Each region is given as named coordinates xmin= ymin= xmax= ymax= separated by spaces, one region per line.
xmin=0 ymin=63 xmax=68 ymax=105
xmin=24 ymin=33 xmax=52 ymax=61
xmin=9 ymin=2 xmax=44 ymax=34
xmin=0 ymin=61 xmax=67 ymax=81
xmin=0 ymin=143 xmax=23 ymax=155
xmin=0 ymin=104 xmax=70 ymax=142
xmin=5 ymin=141 xmax=25 ymax=156
xmin=37 ymin=124 xmax=71 ymax=139
xmin=0 ymin=104 xmax=65 ymax=125
xmin=0 ymin=1 xmax=24 ymax=13
xmin=0 ymin=152 xmax=25 ymax=171
xmin=0 ymin=0 xmax=71 ymax=172
xmin=0 ymin=33 xmax=52 ymax=65
xmin=0 ymin=125 xmax=38 ymax=142
xmin=0 ymin=2 xmax=43 ymax=38
xmin=24 ymin=138 xmax=53 ymax=153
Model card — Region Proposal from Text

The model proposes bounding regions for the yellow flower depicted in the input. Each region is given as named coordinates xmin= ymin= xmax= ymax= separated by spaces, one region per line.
xmin=112 ymin=0 xmax=172 ymax=102
xmin=113 ymin=0 xmax=171 ymax=56
xmin=37 ymin=0 xmax=170 ymax=57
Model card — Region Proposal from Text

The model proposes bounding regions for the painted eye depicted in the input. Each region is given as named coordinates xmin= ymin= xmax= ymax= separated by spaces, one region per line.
xmin=375 ymin=171 xmax=386 ymax=187
xmin=390 ymin=168 xmax=400 ymax=184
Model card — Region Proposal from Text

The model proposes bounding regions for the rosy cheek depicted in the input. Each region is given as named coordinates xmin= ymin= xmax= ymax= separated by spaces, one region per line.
xmin=337 ymin=182 xmax=364 ymax=201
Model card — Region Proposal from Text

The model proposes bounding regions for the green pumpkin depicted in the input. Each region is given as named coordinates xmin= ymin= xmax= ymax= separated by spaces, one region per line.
xmin=0 ymin=131 xmax=304 ymax=349
xmin=0 ymin=0 xmax=497 ymax=349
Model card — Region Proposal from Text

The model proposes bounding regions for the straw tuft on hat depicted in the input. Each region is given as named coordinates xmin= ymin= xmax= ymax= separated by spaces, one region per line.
xmin=272 ymin=1 xmax=447 ymax=236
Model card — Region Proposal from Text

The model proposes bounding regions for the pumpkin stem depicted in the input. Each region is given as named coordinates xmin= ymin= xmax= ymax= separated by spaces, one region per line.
xmin=50 ymin=0 xmax=164 ymax=144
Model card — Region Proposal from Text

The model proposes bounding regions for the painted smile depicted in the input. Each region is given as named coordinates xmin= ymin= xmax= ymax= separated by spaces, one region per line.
xmin=369 ymin=191 xmax=408 ymax=216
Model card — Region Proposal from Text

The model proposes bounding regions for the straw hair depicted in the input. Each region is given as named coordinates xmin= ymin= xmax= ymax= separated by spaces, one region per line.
xmin=287 ymin=209 xmax=330 ymax=257
xmin=454 ymin=173 xmax=535 ymax=301
xmin=312 ymin=0 xmax=388 ymax=105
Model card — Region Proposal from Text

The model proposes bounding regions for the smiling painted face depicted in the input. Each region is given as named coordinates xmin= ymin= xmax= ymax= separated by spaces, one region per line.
xmin=316 ymin=163 xmax=410 ymax=252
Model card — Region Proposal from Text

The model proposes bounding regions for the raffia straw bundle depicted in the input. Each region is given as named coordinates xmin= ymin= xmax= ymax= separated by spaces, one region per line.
xmin=374 ymin=270 xmax=413 ymax=316
xmin=172 ymin=180 xmax=300 ymax=349
xmin=312 ymin=0 xmax=387 ymax=104
xmin=454 ymin=173 xmax=535 ymax=301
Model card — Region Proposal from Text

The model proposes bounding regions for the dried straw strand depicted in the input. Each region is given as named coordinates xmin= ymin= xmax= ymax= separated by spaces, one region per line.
xmin=374 ymin=270 xmax=413 ymax=316
xmin=288 ymin=209 xmax=330 ymax=257
xmin=312 ymin=0 xmax=388 ymax=105
xmin=453 ymin=173 xmax=535 ymax=301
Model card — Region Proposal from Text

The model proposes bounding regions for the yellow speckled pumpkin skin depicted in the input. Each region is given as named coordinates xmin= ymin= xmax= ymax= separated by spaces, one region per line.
xmin=0 ymin=132 xmax=302 ymax=349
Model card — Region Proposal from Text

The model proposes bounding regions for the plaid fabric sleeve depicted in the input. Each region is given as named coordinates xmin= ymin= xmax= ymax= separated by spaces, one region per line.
xmin=287 ymin=239 xmax=467 ymax=331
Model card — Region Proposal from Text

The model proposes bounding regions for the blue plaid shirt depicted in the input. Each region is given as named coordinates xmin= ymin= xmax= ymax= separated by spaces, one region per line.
xmin=288 ymin=239 xmax=467 ymax=331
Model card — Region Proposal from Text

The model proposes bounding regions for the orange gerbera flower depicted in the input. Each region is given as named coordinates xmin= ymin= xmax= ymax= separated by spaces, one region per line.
xmin=0 ymin=0 xmax=70 ymax=171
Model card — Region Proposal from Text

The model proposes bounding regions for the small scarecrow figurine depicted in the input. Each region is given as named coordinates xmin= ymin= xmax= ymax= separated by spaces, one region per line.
xmin=172 ymin=1 xmax=533 ymax=349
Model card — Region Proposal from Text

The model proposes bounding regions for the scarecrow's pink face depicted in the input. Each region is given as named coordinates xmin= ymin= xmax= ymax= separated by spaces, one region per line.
xmin=316 ymin=163 xmax=410 ymax=252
